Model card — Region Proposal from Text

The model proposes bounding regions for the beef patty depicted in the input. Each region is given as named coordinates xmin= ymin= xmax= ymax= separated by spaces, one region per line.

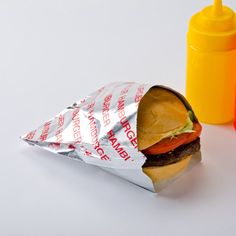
xmin=142 ymin=138 xmax=200 ymax=167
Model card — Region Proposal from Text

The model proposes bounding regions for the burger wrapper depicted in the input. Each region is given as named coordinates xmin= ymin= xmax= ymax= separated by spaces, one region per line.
xmin=21 ymin=82 xmax=201 ymax=192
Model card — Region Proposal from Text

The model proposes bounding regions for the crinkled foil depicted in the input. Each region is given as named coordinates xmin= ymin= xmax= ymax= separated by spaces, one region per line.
xmin=21 ymin=82 xmax=201 ymax=192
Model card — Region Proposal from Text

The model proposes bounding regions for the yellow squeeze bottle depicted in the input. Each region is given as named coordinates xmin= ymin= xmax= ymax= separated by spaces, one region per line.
xmin=186 ymin=0 xmax=236 ymax=124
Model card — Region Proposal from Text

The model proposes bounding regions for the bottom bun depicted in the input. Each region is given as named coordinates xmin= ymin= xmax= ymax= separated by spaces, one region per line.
xmin=142 ymin=151 xmax=201 ymax=192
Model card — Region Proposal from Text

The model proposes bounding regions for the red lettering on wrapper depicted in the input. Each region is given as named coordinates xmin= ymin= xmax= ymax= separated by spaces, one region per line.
xmin=107 ymin=130 xmax=131 ymax=161
xmin=48 ymin=142 xmax=61 ymax=150
xmin=135 ymin=85 xmax=145 ymax=104
xmin=40 ymin=121 xmax=51 ymax=141
xmin=68 ymin=144 xmax=75 ymax=149
xmin=97 ymin=86 xmax=105 ymax=94
xmin=72 ymin=107 xmax=82 ymax=144
xmin=25 ymin=130 xmax=36 ymax=140
xmin=127 ymin=130 xmax=137 ymax=148
xmin=79 ymin=98 xmax=86 ymax=104
xmin=102 ymin=94 xmax=112 ymax=127
xmin=85 ymin=149 xmax=92 ymax=156
xmin=72 ymin=107 xmax=97 ymax=158
xmin=87 ymin=101 xmax=110 ymax=161
xmin=79 ymin=145 xmax=92 ymax=157
xmin=117 ymin=84 xmax=138 ymax=149
xmin=55 ymin=114 xmax=64 ymax=143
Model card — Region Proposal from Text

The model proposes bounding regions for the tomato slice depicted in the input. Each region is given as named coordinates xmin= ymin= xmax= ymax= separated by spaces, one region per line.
xmin=142 ymin=122 xmax=202 ymax=155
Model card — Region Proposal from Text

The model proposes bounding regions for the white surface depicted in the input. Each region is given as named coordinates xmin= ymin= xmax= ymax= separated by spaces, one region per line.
xmin=1 ymin=0 xmax=236 ymax=235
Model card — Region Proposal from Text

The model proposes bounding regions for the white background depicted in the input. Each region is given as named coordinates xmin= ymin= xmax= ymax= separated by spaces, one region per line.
xmin=1 ymin=0 xmax=236 ymax=235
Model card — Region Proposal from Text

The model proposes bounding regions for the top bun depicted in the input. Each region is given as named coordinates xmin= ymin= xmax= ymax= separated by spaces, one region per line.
xmin=137 ymin=87 xmax=188 ymax=150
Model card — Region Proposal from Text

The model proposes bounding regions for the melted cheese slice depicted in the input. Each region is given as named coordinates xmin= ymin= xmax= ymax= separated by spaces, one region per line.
xmin=143 ymin=155 xmax=191 ymax=182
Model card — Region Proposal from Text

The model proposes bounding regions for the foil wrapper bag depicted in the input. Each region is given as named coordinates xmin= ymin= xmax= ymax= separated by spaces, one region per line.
xmin=22 ymin=82 xmax=201 ymax=192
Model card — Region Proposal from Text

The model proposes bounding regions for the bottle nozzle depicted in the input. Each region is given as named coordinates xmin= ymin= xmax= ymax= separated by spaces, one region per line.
xmin=213 ymin=0 xmax=223 ymax=16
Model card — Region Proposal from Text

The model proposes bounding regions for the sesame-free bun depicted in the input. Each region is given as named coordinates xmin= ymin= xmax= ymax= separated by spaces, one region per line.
xmin=137 ymin=87 xmax=188 ymax=150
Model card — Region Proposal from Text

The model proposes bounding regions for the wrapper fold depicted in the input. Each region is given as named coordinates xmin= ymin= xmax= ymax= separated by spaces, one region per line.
xmin=21 ymin=82 xmax=201 ymax=192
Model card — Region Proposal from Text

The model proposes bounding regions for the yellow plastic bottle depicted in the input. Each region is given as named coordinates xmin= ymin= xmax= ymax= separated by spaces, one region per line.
xmin=186 ymin=0 xmax=236 ymax=124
